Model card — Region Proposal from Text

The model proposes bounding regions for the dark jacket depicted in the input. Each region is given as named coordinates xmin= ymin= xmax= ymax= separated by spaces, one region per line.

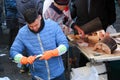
xmin=71 ymin=0 xmax=116 ymax=30
xmin=0 ymin=0 xmax=3 ymax=14
xmin=16 ymin=0 xmax=44 ymax=27
xmin=0 ymin=0 xmax=3 ymax=24
xmin=5 ymin=0 xmax=18 ymax=29
xmin=5 ymin=0 xmax=18 ymax=18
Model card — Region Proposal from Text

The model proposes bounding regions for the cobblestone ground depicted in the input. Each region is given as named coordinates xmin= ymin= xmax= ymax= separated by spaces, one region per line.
xmin=0 ymin=46 xmax=31 ymax=80
xmin=0 ymin=2 xmax=120 ymax=80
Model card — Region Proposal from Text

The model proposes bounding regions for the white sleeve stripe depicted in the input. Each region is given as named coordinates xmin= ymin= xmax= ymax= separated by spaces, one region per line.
xmin=57 ymin=44 xmax=67 ymax=55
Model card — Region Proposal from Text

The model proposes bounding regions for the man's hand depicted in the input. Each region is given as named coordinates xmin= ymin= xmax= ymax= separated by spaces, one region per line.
xmin=74 ymin=25 xmax=85 ymax=38
xmin=20 ymin=56 xmax=36 ymax=64
xmin=40 ymin=49 xmax=58 ymax=60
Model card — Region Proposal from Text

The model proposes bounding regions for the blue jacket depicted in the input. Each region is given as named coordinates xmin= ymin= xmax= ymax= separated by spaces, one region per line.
xmin=10 ymin=19 xmax=69 ymax=80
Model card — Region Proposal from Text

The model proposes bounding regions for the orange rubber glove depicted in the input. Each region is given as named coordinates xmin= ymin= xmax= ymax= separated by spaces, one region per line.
xmin=20 ymin=56 xmax=36 ymax=65
xmin=40 ymin=49 xmax=59 ymax=60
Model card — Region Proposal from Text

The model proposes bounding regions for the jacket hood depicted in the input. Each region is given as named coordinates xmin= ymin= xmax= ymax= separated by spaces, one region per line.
xmin=21 ymin=0 xmax=29 ymax=3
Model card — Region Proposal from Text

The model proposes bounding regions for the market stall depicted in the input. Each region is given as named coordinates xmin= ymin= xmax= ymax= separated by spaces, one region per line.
xmin=67 ymin=32 xmax=120 ymax=80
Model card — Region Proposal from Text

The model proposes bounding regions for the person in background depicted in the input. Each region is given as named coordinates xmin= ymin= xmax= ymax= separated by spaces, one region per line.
xmin=43 ymin=0 xmax=84 ymax=36
xmin=43 ymin=0 xmax=72 ymax=22
xmin=10 ymin=7 xmax=69 ymax=80
xmin=70 ymin=0 xmax=116 ymax=66
xmin=71 ymin=0 xmax=116 ymax=34
xmin=15 ymin=0 xmax=44 ymax=73
xmin=117 ymin=0 xmax=120 ymax=6
xmin=0 ymin=0 xmax=3 ymax=36
xmin=42 ymin=0 xmax=54 ymax=15
xmin=4 ymin=0 xmax=19 ymax=50
xmin=0 ymin=0 xmax=4 ymax=72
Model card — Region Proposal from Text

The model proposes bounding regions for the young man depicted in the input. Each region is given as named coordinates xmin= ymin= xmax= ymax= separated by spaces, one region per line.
xmin=15 ymin=0 xmax=44 ymax=73
xmin=43 ymin=0 xmax=84 ymax=36
xmin=10 ymin=7 xmax=69 ymax=80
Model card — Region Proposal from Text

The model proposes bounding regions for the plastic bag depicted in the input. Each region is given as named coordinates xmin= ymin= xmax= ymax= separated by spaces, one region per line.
xmin=42 ymin=0 xmax=53 ymax=16
xmin=106 ymin=25 xmax=117 ymax=34
xmin=70 ymin=66 xmax=99 ymax=80
xmin=0 ymin=77 xmax=10 ymax=80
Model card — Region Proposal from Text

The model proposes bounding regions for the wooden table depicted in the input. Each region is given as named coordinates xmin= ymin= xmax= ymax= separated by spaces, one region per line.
xmin=76 ymin=44 xmax=120 ymax=63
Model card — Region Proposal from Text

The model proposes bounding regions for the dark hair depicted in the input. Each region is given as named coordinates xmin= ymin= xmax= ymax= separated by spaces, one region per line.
xmin=54 ymin=0 xmax=69 ymax=5
xmin=23 ymin=8 xmax=39 ymax=24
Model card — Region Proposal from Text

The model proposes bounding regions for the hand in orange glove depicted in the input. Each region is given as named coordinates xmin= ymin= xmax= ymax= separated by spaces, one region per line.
xmin=40 ymin=49 xmax=58 ymax=60
xmin=20 ymin=56 xmax=36 ymax=65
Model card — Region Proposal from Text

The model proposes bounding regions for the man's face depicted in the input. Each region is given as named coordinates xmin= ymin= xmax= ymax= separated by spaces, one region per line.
xmin=28 ymin=15 xmax=41 ymax=33
xmin=59 ymin=5 xmax=68 ymax=11
xmin=54 ymin=2 xmax=68 ymax=11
